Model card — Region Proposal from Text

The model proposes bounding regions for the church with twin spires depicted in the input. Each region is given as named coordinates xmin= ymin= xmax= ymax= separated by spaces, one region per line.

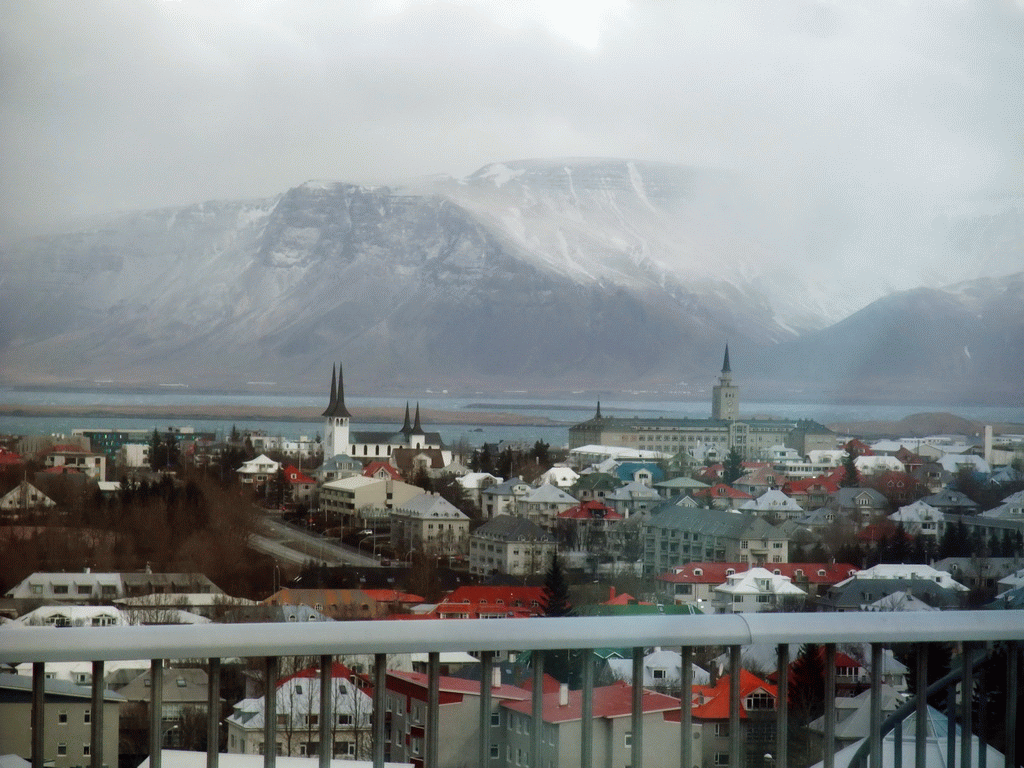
xmin=568 ymin=347 xmax=833 ymax=460
xmin=321 ymin=363 xmax=444 ymax=461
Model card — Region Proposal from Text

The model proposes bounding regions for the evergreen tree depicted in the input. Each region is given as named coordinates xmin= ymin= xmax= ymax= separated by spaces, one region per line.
xmin=542 ymin=553 xmax=571 ymax=617
xmin=532 ymin=440 xmax=551 ymax=467
xmin=839 ymin=449 xmax=859 ymax=487
xmin=723 ymin=448 xmax=744 ymax=484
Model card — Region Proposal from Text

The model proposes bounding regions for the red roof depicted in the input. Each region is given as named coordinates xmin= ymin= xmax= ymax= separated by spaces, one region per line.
xmin=558 ymin=500 xmax=623 ymax=520
xmin=502 ymin=680 xmax=679 ymax=723
xmin=782 ymin=476 xmax=840 ymax=495
xmin=656 ymin=562 xmax=857 ymax=585
xmin=694 ymin=484 xmax=753 ymax=500
xmin=362 ymin=589 xmax=424 ymax=605
xmin=278 ymin=660 xmax=356 ymax=687
xmin=282 ymin=464 xmax=315 ymax=484
xmin=690 ymin=669 xmax=776 ymax=720
xmin=363 ymin=461 xmax=402 ymax=480
xmin=603 ymin=591 xmax=652 ymax=606
xmin=432 ymin=586 xmax=547 ymax=618
xmin=388 ymin=670 xmax=531 ymax=701
xmin=49 ymin=445 xmax=89 ymax=454
xmin=41 ymin=466 xmax=82 ymax=474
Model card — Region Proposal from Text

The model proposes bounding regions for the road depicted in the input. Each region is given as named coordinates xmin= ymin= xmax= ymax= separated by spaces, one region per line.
xmin=249 ymin=516 xmax=381 ymax=567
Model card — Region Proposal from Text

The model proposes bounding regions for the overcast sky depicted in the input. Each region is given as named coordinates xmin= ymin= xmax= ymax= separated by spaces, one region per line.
xmin=2 ymin=0 xmax=1021 ymax=244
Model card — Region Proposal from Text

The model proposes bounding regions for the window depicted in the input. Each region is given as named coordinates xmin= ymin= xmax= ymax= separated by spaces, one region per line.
xmin=31 ymin=584 xmax=43 ymax=594
xmin=57 ymin=744 xmax=67 ymax=756
xmin=334 ymin=742 xmax=355 ymax=758
xmin=716 ymin=723 xmax=729 ymax=737
xmin=652 ymin=668 xmax=667 ymax=680
xmin=745 ymin=691 xmax=776 ymax=710
xmin=624 ymin=732 xmax=632 ymax=748
xmin=84 ymin=709 xmax=91 ymax=723
xmin=715 ymin=753 xmax=729 ymax=766
xmin=295 ymin=684 xmax=303 ymax=695
xmin=491 ymin=711 xmax=500 ymax=726
xmin=53 ymin=584 xmax=69 ymax=594
xmin=176 ymin=677 xmax=187 ymax=688
xmin=58 ymin=711 xmax=68 ymax=724
xmin=77 ymin=585 xmax=92 ymax=595
xmin=306 ymin=714 xmax=319 ymax=727
xmin=83 ymin=744 xmax=91 ymax=757
xmin=337 ymin=714 xmax=352 ymax=726
xmin=757 ymin=595 xmax=771 ymax=603
xmin=490 ymin=745 xmax=500 ymax=759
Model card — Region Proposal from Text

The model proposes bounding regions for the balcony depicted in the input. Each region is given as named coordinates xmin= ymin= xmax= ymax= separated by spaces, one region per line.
xmin=1 ymin=611 xmax=1020 ymax=768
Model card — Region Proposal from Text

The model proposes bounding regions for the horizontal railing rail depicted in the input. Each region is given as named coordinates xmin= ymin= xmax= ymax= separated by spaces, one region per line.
xmin=4 ymin=611 xmax=1022 ymax=768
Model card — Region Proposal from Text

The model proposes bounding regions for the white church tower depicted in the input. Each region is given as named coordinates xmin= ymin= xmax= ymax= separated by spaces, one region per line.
xmin=322 ymin=363 xmax=352 ymax=459
xmin=711 ymin=345 xmax=739 ymax=421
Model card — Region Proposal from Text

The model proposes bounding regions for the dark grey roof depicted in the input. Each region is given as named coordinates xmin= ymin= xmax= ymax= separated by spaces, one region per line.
xmin=921 ymin=489 xmax=980 ymax=510
xmin=473 ymin=515 xmax=554 ymax=542
xmin=822 ymin=578 xmax=965 ymax=610
xmin=0 ymin=673 xmax=124 ymax=703
xmin=647 ymin=502 xmax=786 ymax=539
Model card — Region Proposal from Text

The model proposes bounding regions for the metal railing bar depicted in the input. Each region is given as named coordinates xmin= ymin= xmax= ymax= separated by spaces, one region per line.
xmin=6 ymin=612 xmax=1021 ymax=664
xmin=263 ymin=656 xmax=277 ymax=768
xmin=869 ymin=643 xmax=882 ymax=768
xmin=1007 ymin=643 xmax=1018 ymax=768
xmin=961 ymin=647 xmax=974 ymax=768
xmin=824 ymin=643 xmax=836 ymax=768
xmin=946 ymin=685 xmax=955 ymax=768
xmin=632 ymin=646 xmax=644 ymax=768
xmin=91 ymin=659 xmax=104 ymax=768
xmin=318 ymin=654 xmax=331 ymax=768
xmin=151 ymin=658 xmax=164 ymax=768
xmin=479 ymin=651 xmax=493 ymax=768
xmin=729 ymin=645 xmax=741 ymax=768
xmin=893 ymin=719 xmax=902 ymax=768
xmin=915 ymin=647 xmax=926 ymax=768
xmin=373 ymin=653 xmax=386 ymax=768
xmin=207 ymin=657 xmax=220 ymax=768
xmin=776 ymin=643 xmax=789 ymax=768
xmin=581 ymin=649 xmax=594 ymax=768
xmin=531 ymin=651 xmax=544 ymax=768
xmin=427 ymin=652 xmax=440 ymax=768
xmin=32 ymin=662 xmax=44 ymax=768
xmin=680 ymin=646 xmax=692 ymax=768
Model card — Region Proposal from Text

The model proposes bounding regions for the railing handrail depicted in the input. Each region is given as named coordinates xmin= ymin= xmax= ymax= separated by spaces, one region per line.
xmin=2 ymin=610 xmax=1021 ymax=664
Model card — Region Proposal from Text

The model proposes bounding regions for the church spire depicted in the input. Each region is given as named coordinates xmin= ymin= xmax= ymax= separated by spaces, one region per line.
xmin=322 ymin=362 xmax=352 ymax=418
xmin=595 ymin=401 xmax=603 ymax=419
xmin=401 ymin=402 xmax=413 ymax=435
xmin=722 ymin=344 xmax=731 ymax=374
xmin=412 ymin=402 xmax=424 ymax=434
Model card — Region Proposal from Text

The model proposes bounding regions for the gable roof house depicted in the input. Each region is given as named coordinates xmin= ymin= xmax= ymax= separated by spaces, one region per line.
xmin=0 ymin=479 xmax=57 ymax=514
xmin=390 ymin=493 xmax=470 ymax=557
xmin=829 ymin=487 xmax=889 ymax=529
xmin=738 ymin=488 xmax=804 ymax=518
xmin=480 ymin=477 xmax=532 ymax=519
xmin=690 ymin=670 xmax=779 ymax=768
xmin=712 ymin=567 xmax=807 ymax=614
xmin=513 ymin=483 xmax=579 ymax=532
xmin=820 ymin=564 xmax=969 ymax=611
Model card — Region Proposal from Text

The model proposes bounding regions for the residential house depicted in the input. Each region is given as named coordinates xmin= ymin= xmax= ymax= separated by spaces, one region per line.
xmin=604 ymin=648 xmax=710 ymax=696
xmin=690 ymin=670 xmax=778 ymax=768
xmin=513 ymin=484 xmax=579 ymax=532
xmin=43 ymin=446 xmax=106 ymax=481
xmin=390 ymin=494 xmax=470 ymax=557
xmin=0 ymin=674 xmax=122 ymax=768
xmin=781 ymin=476 xmax=838 ymax=511
xmin=480 ymin=477 xmax=532 ymax=519
xmin=311 ymin=454 xmax=364 ymax=485
xmin=236 ymin=454 xmax=281 ymax=488
xmin=501 ymin=681 xmax=682 ymax=768
xmin=829 ymin=487 xmax=889 ymax=529
xmin=820 ymin=564 xmax=969 ymax=611
xmin=384 ymin=670 xmax=530 ymax=768
xmin=119 ymin=667 xmax=216 ymax=749
xmin=570 ymin=472 xmax=620 ymax=503
xmin=920 ymin=488 xmax=980 ymax=515
xmin=655 ymin=562 xmax=856 ymax=607
xmin=537 ymin=466 xmax=580 ymax=489
xmin=653 ymin=476 xmax=709 ymax=500
xmin=556 ymin=500 xmax=623 ymax=553
xmin=692 ymin=483 xmax=754 ymax=510
xmin=0 ymin=479 xmax=57 ymax=513
xmin=455 ymin=472 xmax=502 ymax=511
xmin=603 ymin=480 xmax=662 ymax=519
xmin=738 ymin=489 xmax=804 ymax=519
xmin=733 ymin=465 xmax=789 ymax=498
xmin=428 ymin=587 xmax=546 ymax=620
xmin=887 ymin=500 xmax=943 ymax=538
xmin=226 ymin=661 xmax=372 ymax=759
xmin=468 ymin=516 xmax=556 ymax=577
xmin=281 ymin=465 xmax=316 ymax=506
xmin=712 ymin=567 xmax=807 ymax=614
xmin=931 ymin=556 xmax=1024 ymax=593
xmin=262 ymin=589 xmax=386 ymax=621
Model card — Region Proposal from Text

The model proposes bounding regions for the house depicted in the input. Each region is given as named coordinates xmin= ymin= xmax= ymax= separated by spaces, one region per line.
xmin=501 ymin=681 xmax=682 ymax=768
xmin=428 ymin=587 xmax=546 ymax=620
xmin=537 ymin=466 xmax=580 ymax=489
xmin=738 ymin=489 xmax=804 ymax=518
xmin=119 ymin=667 xmax=216 ymax=749
xmin=0 ymin=674 xmax=123 ymax=768
xmin=733 ymin=465 xmax=789 ymax=497
xmin=781 ymin=476 xmax=838 ymax=510
xmin=920 ymin=488 xmax=980 ymax=515
xmin=226 ymin=661 xmax=372 ymax=759
xmin=603 ymin=480 xmax=662 ymax=518
xmin=0 ymin=479 xmax=57 ymax=513
xmin=311 ymin=454 xmax=364 ymax=485
xmin=43 ymin=446 xmax=106 ymax=481
xmin=390 ymin=494 xmax=470 ymax=557
xmin=690 ymin=670 xmax=778 ymax=768
xmin=887 ymin=500 xmax=943 ymax=538
xmin=865 ymin=470 xmax=928 ymax=507
xmin=931 ymin=556 xmax=1024 ymax=592
xmin=820 ymin=564 xmax=969 ymax=611
xmin=692 ymin=483 xmax=754 ymax=510
xmin=10 ymin=605 xmax=128 ymax=628
xmin=262 ymin=589 xmax=385 ymax=621
xmin=480 ymin=477 xmax=532 ymax=519
xmin=712 ymin=567 xmax=807 ymax=613
xmin=829 ymin=487 xmax=889 ymax=529
xmin=281 ymin=465 xmax=317 ymax=506
xmin=604 ymin=648 xmax=710 ymax=696
xmin=641 ymin=503 xmax=790 ymax=576
xmin=455 ymin=472 xmax=502 ymax=511
xmin=556 ymin=500 xmax=623 ymax=553
xmin=468 ymin=516 xmax=556 ymax=577
xmin=513 ymin=484 xmax=579 ymax=532
xmin=384 ymin=670 xmax=530 ymax=768
xmin=653 ymin=476 xmax=709 ymax=499
xmin=656 ymin=563 xmax=857 ymax=606
xmin=320 ymin=476 xmax=423 ymax=530
xmin=236 ymin=454 xmax=281 ymax=487
xmin=362 ymin=461 xmax=403 ymax=481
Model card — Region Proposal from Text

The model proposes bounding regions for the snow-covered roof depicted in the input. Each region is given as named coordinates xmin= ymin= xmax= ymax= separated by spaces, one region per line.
xmin=839 ymin=564 xmax=968 ymax=591
xmin=739 ymin=488 xmax=803 ymax=512
xmin=714 ymin=567 xmax=806 ymax=596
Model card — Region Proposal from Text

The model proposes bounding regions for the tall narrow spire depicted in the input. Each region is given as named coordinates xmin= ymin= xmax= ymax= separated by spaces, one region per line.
xmin=722 ymin=344 xmax=731 ymax=374
xmin=595 ymin=401 xmax=603 ymax=419
xmin=322 ymin=363 xmax=352 ymax=418
xmin=321 ymin=365 xmax=338 ymax=417
xmin=401 ymin=402 xmax=413 ymax=435
xmin=412 ymin=402 xmax=423 ymax=434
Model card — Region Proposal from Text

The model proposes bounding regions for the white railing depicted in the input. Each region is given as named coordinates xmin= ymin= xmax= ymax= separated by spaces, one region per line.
xmin=2 ymin=611 xmax=1021 ymax=768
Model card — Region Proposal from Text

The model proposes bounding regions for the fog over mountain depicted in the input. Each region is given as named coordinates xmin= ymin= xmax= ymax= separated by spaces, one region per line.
xmin=1 ymin=158 xmax=1021 ymax=402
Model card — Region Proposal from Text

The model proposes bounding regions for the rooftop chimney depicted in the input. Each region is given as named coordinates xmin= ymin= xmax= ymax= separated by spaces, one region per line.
xmin=559 ymin=683 xmax=569 ymax=707
xmin=492 ymin=666 xmax=502 ymax=689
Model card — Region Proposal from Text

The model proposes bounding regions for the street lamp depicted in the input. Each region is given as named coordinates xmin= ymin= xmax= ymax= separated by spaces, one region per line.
xmin=162 ymin=724 xmax=180 ymax=748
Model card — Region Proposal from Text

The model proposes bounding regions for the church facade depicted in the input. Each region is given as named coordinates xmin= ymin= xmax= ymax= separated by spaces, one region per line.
xmin=321 ymin=364 xmax=444 ymax=462
xmin=568 ymin=348 xmax=833 ymax=460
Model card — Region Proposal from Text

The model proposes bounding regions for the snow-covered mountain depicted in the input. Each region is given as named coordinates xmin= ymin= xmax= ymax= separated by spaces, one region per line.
xmin=0 ymin=158 xmax=1020 ymax=399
